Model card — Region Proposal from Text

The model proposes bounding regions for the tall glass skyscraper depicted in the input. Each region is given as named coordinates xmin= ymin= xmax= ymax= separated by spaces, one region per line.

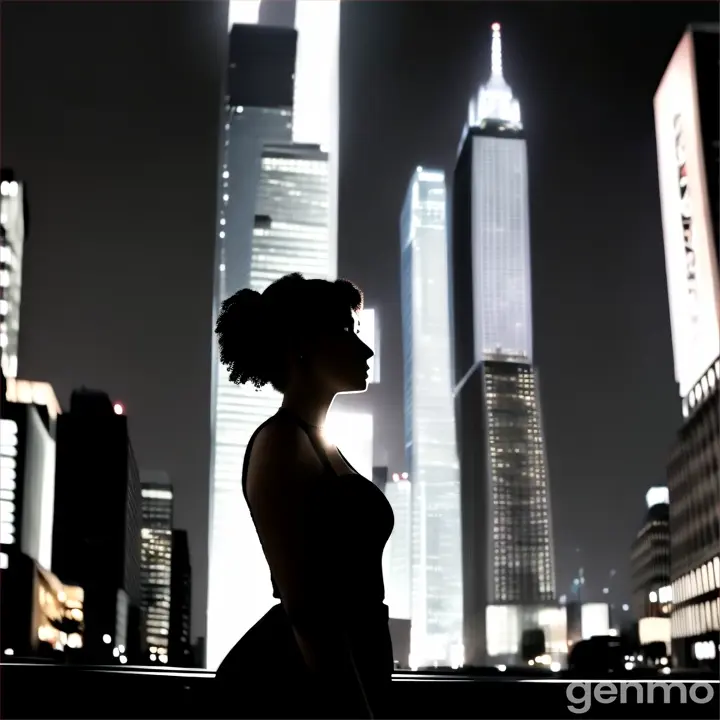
xmin=208 ymin=8 xmax=340 ymax=668
xmin=383 ymin=472 xmax=412 ymax=621
xmin=450 ymin=24 xmax=556 ymax=666
xmin=208 ymin=23 xmax=298 ymax=671
xmin=227 ymin=0 xmax=340 ymax=264
xmin=400 ymin=168 xmax=463 ymax=668
xmin=140 ymin=471 xmax=173 ymax=664
xmin=0 ymin=171 xmax=27 ymax=380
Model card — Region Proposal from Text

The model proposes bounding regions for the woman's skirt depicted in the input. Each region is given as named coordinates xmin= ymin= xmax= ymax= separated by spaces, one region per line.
xmin=214 ymin=603 xmax=393 ymax=718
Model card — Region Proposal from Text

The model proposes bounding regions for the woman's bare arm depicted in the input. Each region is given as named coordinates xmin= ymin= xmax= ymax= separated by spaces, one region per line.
xmin=246 ymin=420 xmax=373 ymax=717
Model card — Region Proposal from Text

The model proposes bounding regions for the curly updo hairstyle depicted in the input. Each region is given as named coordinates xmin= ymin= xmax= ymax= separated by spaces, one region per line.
xmin=215 ymin=273 xmax=363 ymax=392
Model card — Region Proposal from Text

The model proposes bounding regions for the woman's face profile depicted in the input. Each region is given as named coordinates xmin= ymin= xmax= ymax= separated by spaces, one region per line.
xmin=305 ymin=310 xmax=373 ymax=395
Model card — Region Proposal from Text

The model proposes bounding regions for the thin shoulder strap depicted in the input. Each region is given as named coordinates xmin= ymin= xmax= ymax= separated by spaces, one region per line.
xmin=241 ymin=415 xmax=277 ymax=501
xmin=277 ymin=407 xmax=336 ymax=476
xmin=336 ymin=447 xmax=360 ymax=476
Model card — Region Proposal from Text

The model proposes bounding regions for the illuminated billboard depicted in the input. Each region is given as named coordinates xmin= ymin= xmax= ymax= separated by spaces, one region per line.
xmin=654 ymin=29 xmax=720 ymax=398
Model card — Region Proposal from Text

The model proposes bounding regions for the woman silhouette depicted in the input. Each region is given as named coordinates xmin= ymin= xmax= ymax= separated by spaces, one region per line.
xmin=214 ymin=273 xmax=394 ymax=719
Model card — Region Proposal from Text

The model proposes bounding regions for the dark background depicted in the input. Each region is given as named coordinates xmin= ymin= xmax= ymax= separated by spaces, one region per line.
xmin=2 ymin=0 xmax=716 ymax=640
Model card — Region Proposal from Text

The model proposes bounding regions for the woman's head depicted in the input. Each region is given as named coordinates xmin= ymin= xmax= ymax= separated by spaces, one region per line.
xmin=216 ymin=273 xmax=373 ymax=395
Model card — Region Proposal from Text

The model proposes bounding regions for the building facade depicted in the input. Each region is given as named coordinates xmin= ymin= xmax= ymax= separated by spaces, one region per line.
xmin=0 ymin=550 xmax=84 ymax=659
xmin=383 ymin=472 xmax=412 ymax=622
xmin=0 ymin=170 xmax=28 ymax=380
xmin=52 ymin=390 xmax=143 ymax=663
xmin=208 ymin=23 xmax=296 ymax=670
xmin=227 ymin=0 xmax=340 ymax=267
xmin=450 ymin=24 xmax=555 ymax=666
xmin=631 ymin=488 xmax=671 ymax=620
xmin=631 ymin=487 xmax=672 ymax=651
xmin=654 ymin=25 xmax=720 ymax=671
xmin=169 ymin=529 xmax=193 ymax=667
xmin=208 ymin=16 xmax=340 ymax=667
xmin=667 ymin=373 xmax=719 ymax=669
xmin=400 ymin=168 xmax=463 ymax=667
xmin=0 ymin=397 xmax=56 ymax=572
xmin=140 ymin=471 xmax=173 ymax=664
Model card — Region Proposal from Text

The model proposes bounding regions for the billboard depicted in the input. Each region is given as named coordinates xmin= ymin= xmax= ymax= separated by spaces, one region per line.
xmin=654 ymin=29 xmax=720 ymax=397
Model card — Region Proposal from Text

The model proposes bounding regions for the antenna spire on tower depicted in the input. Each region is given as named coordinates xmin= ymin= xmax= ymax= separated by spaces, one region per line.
xmin=491 ymin=22 xmax=503 ymax=78
xmin=465 ymin=20 xmax=522 ymax=130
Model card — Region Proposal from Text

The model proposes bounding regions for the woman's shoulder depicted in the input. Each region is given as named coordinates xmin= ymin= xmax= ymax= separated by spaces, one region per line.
xmin=245 ymin=411 xmax=321 ymax=498
xmin=253 ymin=409 xmax=306 ymax=451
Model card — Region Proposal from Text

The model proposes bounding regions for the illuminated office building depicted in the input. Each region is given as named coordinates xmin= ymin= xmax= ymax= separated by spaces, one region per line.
xmin=209 ymin=22 xmax=296 ymax=670
xmin=0 ymin=170 xmax=28 ymax=379
xmin=0 ymin=550 xmax=84 ymax=659
xmin=631 ymin=488 xmax=672 ymax=652
xmin=140 ymin=471 xmax=173 ymax=664
xmin=383 ymin=472 xmax=412 ymax=621
xmin=400 ymin=168 xmax=463 ymax=667
xmin=654 ymin=25 xmax=719 ymax=671
xmin=450 ymin=24 xmax=556 ymax=665
xmin=227 ymin=0 xmax=340 ymax=262
xmin=631 ymin=488 xmax=671 ymax=620
xmin=251 ymin=144 xmax=331 ymax=288
xmin=0 ymin=376 xmax=60 ymax=572
xmin=208 ymin=16 xmax=340 ymax=667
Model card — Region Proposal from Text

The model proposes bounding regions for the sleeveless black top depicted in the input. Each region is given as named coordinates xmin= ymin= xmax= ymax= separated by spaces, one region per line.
xmin=242 ymin=407 xmax=395 ymax=616
xmin=217 ymin=408 xmax=395 ymax=716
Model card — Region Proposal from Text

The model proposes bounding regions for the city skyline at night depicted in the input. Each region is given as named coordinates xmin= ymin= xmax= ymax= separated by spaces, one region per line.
xmin=2 ymin=1 xmax=717 ymax=658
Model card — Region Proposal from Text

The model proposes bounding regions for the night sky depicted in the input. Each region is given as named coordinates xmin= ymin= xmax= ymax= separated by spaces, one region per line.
xmin=2 ymin=1 xmax=717 ymax=641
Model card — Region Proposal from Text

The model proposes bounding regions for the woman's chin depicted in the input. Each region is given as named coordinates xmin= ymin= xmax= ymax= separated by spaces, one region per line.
xmin=340 ymin=378 xmax=368 ymax=394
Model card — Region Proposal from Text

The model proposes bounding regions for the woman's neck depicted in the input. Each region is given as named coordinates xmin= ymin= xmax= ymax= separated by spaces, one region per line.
xmin=281 ymin=385 xmax=335 ymax=430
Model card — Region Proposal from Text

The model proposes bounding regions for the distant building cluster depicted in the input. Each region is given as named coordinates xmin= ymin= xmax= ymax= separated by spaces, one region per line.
xmin=0 ymin=227 xmax=199 ymax=666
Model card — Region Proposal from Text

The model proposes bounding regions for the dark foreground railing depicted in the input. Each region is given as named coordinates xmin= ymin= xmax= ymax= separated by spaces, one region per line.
xmin=1 ymin=663 xmax=718 ymax=719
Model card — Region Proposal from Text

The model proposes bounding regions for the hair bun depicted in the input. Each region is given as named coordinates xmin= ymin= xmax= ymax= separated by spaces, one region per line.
xmin=215 ymin=288 xmax=269 ymax=388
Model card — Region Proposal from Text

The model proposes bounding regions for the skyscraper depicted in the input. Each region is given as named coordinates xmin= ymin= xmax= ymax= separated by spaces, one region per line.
xmin=169 ymin=529 xmax=193 ymax=667
xmin=140 ymin=471 xmax=173 ymax=664
xmin=208 ymin=22 xmax=297 ymax=671
xmin=0 ymin=170 xmax=28 ymax=380
xmin=400 ymin=168 xmax=463 ymax=667
xmin=631 ymin=487 xmax=671 ymax=652
xmin=450 ymin=24 xmax=555 ymax=665
xmin=226 ymin=0 xmax=340 ymax=262
xmin=383 ymin=472 xmax=412 ymax=621
xmin=208 ymin=11 xmax=339 ymax=667
xmin=0 ymin=392 xmax=57 ymax=571
xmin=654 ymin=24 xmax=719 ymax=672
xmin=52 ymin=390 xmax=143 ymax=662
